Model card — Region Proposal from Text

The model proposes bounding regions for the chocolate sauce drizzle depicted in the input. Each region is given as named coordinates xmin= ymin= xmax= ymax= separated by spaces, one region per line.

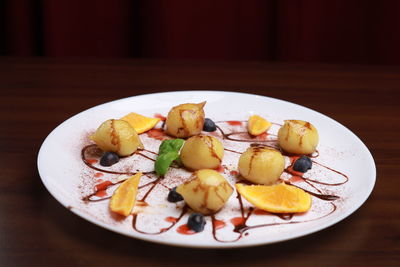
xmin=216 ymin=126 xmax=278 ymax=148
xmin=80 ymin=120 xmax=348 ymax=243
xmin=81 ymin=173 xmax=158 ymax=202
xmin=232 ymin=202 xmax=337 ymax=235
xmin=81 ymin=145 xmax=157 ymax=175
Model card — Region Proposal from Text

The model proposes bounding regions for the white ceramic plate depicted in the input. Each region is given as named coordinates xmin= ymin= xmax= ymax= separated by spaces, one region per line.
xmin=37 ymin=91 xmax=376 ymax=248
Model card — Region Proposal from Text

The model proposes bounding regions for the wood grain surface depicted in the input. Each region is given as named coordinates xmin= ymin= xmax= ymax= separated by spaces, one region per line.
xmin=0 ymin=58 xmax=399 ymax=266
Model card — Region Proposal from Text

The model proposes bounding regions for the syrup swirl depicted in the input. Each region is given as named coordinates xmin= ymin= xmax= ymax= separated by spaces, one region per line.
xmin=80 ymin=120 xmax=348 ymax=242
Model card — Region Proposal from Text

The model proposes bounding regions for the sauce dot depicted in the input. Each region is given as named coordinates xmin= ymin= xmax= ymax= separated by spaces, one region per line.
xmin=230 ymin=217 xmax=245 ymax=226
xmin=230 ymin=170 xmax=238 ymax=176
xmin=177 ymin=224 xmax=196 ymax=235
xmin=227 ymin=121 xmax=242 ymax=126
xmin=154 ymin=113 xmax=166 ymax=121
xmin=95 ymin=181 xmax=113 ymax=191
xmin=287 ymin=166 xmax=304 ymax=177
xmin=147 ymin=129 xmax=166 ymax=140
xmin=255 ymin=132 xmax=268 ymax=140
xmin=136 ymin=201 xmax=148 ymax=207
xmin=165 ymin=217 xmax=178 ymax=223
xmin=213 ymin=220 xmax=226 ymax=230
xmin=289 ymin=176 xmax=304 ymax=183
xmin=95 ymin=190 xmax=107 ymax=197
xmin=215 ymin=165 xmax=225 ymax=173
xmin=87 ymin=159 xmax=98 ymax=164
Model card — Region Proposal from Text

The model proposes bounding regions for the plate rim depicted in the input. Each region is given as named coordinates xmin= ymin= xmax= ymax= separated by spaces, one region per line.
xmin=37 ymin=90 xmax=376 ymax=248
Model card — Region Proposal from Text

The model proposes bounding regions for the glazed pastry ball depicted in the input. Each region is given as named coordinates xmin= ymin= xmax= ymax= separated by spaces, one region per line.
xmin=180 ymin=135 xmax=224 ymax=170
xmin=165 ymin=102 xmax=206 ymax=138
xmin=91 ymin=119 xmax=143 ymax=156
xmin=238 ymin=146 xmax=285 ymax=185
xmin=176 ymin=169 xmax=233 ymax=215
xmin=278 ymin=120 xmax=319 ymax=154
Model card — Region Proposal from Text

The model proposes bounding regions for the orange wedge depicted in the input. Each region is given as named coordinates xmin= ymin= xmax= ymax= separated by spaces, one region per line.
xmin=121 ymin=112 xmax=160 ymax=134
xmin=248 ymin=115 xmax=272 ymax=136
xmin=235 ymin=183 xmax=311 ymax=213
xmin=109 ymin=172 xmax=142 ymax=216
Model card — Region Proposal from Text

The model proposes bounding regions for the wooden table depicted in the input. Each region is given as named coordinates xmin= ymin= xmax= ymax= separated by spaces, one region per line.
xmin=1 ymin=58 xmax=399 ymax=266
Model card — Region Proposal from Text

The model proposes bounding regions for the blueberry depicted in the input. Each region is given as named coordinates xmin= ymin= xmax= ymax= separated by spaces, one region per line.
xmin=293 ymin=156 xmax=312 ymax=173
xmin=167 ymin=187 xmax=183 ymax=202
xmin=203 ymin=118 xmax=217 ymax=132
xmin=100 ymin=152 xmax=119 ymax=166
xmin=187 ymin=213 xmax=206 ymax=232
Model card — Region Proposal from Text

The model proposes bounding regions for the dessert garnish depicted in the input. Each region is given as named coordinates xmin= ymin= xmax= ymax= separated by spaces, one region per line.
xmin=154 ymin=139 xmax=184 ymax=176
xmin=187 ymin=213 xmax=206 ymax=232
xmin=203 ymin=118 xmax=217 ymax=132
xmin=109 ymin=172 xmax=142 ymax=216
xmin=180 ymin=135 xmax=224 ymax=170
xmin=166 ymin=102 xmax=206 ymax=138
xmin=293 ymin=155 xmax=313 ymax=173
xmin=167 ymin=187 xmax=184 ymax=203
xmin=247 ymin=115 xmax=271 ymax=136
xmin=235 ymin=183 xmax=312 ymax=213
xmin=99 ymin=152 xmax=119 ymax=167
xmin=176 ymin=169 xmax=233 ymax=215
xmin=120 ymin=112 xmax=161 ymax=134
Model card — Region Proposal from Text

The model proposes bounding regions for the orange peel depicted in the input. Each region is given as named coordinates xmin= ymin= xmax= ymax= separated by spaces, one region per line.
xmin=121 ymin=112 xmax=160 ymax=134
xmin=109 ymin=172 xmax=142 ymax=216
xmin=248 ymin=115 xmax=271 ymax=136
xmin=235 ymin=183 xmax=311 ymax=213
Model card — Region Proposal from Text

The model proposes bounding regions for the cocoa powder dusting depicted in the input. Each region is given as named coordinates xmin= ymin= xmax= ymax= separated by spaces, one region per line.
xmin=79 ymin=118 xmax=348 ymax=243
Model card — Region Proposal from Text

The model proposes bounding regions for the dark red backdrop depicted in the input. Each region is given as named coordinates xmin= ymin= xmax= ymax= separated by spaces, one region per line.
xmin=2 ymin=0 xmax=400 ymax=64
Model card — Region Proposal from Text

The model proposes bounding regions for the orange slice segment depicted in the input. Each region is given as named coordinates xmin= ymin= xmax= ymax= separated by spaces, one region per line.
xmin=121 ymin=112 xmax=160 ymax=134
xmin=248 ymin=115 xmax=272 ymax=136
xmin=235 ymin=183 xmax=311 ymax=213
xmin=109 ymin=172 xmax=142 ymax=216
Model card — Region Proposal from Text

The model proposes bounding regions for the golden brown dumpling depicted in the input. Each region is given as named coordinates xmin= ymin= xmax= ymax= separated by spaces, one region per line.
xmin=91 ymin=119 xmax=143 ymax=156
xmin=180 ymin=135 xmax=224 ymax=170
xmin=165 ymin=102 xmax=205 ymax=138
xmin=176 ymin=169 xmax=233 ymax=215
xmin=238 ymin=146 xmax=285 ymax=185
xmin=278 ymin=120 xmax=319 ymax=154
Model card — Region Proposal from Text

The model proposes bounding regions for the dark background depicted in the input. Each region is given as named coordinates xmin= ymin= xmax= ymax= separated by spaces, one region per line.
xmin=1 ymin=1 xmax=400 ymax=266
xmin=1 ymin=0 xmax=400 ymax=64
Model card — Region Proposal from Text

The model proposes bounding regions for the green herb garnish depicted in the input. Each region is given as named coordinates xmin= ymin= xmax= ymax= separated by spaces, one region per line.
xmin=155 ymin=139 xmax=185 ymax=176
